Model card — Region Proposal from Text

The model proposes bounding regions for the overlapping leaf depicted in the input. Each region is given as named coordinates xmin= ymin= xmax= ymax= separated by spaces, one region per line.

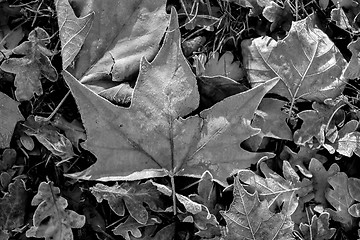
xmin=0 ymin=92 xmax=24 ymax=149
xmin=26 ymin=181 xmax=85 ymax=240
xmin=325 ymin=172 xmax=356 ymax=231
xmin=221 ymin=176 xmax=294 ymax=240
xmin=63 ymin=9 xmax=277 ymax=185
xmin=0 ymin=27 xmax=58 ymax=101
xmin=0 ymin=179 xmax=28 ymax=231
xmin=242 ymin=14 xmax=347 ymax=102
xmin=238 ymin=161 xmax=313 ymax=216
xmin=56 ymin=0 xmax=170 ymax=102
xmin=90 ymin=181 xmax=164 ymax=225
xmin=299 ymin=212 xmax=336 ymax=240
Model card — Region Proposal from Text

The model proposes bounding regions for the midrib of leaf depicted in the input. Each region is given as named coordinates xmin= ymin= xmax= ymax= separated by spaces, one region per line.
xmin=239 ymin=189 xmax=257 ymax=239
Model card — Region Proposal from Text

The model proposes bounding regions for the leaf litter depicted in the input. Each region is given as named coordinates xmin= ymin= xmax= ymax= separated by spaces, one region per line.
xmin=2 ymin=0 xmax=360 ymax=239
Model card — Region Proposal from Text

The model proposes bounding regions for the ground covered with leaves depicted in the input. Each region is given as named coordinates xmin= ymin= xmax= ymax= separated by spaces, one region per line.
xmin=2 ymin=0 xmax=360 ymax=239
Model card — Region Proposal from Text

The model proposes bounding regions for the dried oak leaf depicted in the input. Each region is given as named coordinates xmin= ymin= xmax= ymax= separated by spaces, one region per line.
xmin=325 ymin=172 xmax=356 ymax=231
xmin=309 ymin=158 xmax=340 ymax=206
xmin=57 ymin=0 xmax=170 ymax=102
xmin=112 ymin=215 xmax=161 ymax=240
xmin=221 ymin=176 xmax=294 ymax=240
xmin=0 ymin=28 xmax=58 ymax=101
xmin=238 ymin=161 xmax=313 ymax=216
xmin=63 ymin=9 xmax=277 ymax=185
xmin=242 ymin=14 xmax=347 ymax=103
xmin=90 ymin=181 xmax=164 ymax=225
xmin=0 ymin=92 xmax=24 ymax=149
xmin=26 ymin=181 xmax=85 ymax=240
xmin=299 ymin=212 xmax=336 ymax=240
xmin=0 ymin=179 xmax=28 ymax=231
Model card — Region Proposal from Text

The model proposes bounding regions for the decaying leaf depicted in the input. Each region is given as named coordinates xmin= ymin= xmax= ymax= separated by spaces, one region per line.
xmin=26 ymin=181 xmax=85 ymax=240
xmin=0 ymin=179 xmax=28 ymax=231
xmin=63 ymin=9 xmax=277 ymax=185
xmin=0 ymin=92 xmax=24 ymax=149
xmin=58 ymin=0 xmax=170 ymax=102
xmin=0 ymin=28 xmax=58 ymax=101
xmin=262 ymin=1 xmax=293 ymax=32
xmin=90 ymin=181 xmax=164 ymax=224
xmin=238 ymin=161 xmax=313 ymax=216
xmin=325 ymin=172 xmax=356 ymax=231
xmin=55 ymin=0 xmax=94 ymax=69
xmin=221 ymin=176 xmax=294 ymax=240
xmin=299 ymin=212 xmax=336 ymax=240
xmin=242 ymin=14 xmax=347 ymax=103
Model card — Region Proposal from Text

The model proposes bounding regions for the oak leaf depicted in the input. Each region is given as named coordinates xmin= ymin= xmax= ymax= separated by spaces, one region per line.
xmin=299 ymin=212 xmax=336 ymax=240
xmin=0 ymin=28 xmax=58 ymax=101
xmin=25 ymin=181 xmax=85 ymax=240
xmin=90 ymin=181 xmax=164 ymax=224
xmin=63 ymin=9 xmax=277 ymax=185
xmin=242 ymin=14 xmax=347 ymax=103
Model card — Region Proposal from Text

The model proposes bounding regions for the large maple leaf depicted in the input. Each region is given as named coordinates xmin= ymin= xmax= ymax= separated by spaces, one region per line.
xmin=241 ymin=14 xmax=347 ymax=103
xmin=63 ymin=9 xmax=277 ymax=185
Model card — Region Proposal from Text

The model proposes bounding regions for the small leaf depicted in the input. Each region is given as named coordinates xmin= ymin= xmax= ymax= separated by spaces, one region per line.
xmin=325 ymin=172 xmax=356 ymax=231
xmin=294 ymin=101 xmax=345 ymax=146
xmin=0 ymin=28 xmax=58 ymax=101
xmin=299 ymin=212 xmax=336 ymax=240
xmin=90 ymin=181 xmax=164 ymax=224
xmin=25 ymin=181 xmax=85 ymax=240
xmin=0 ymin=179 xmax=28 ymax=231
xmin=221 ymin=176 xmax=294 ymax=240
xmin=309 ymin=158 xmax=340 ymax=206
xmin=204 ymin=52 xmax=245 ymax=80
xmin=0 ymin=92 xmax=24 ymax=149
xmin=262 ymin=1 xmax=293 ymax=32
xmin=112 ymin=215 xmax=161 ymax=240
xmin=344 ymin=38 xmax=360 ymax=79
xmin=242 ymin=14 xmax=347 ymax=102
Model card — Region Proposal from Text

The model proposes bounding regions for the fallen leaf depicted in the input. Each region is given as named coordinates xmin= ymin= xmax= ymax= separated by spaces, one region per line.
xmin=262 ymin=1 xmax=293 ymax=32
xmin=325 ymin=172 xmax=356 ymax=231
xmin=242 ymin=14 xmax=347 ymax=102
xmin=90 ymin=181 xmax=164 ymax=224
xmin=332 ymin=120 xmax=360 ymax=157
xmin=309 ymin=158 xmax=340 ymax=206
xmin=0 ymin=92 xmax=24 ymax=149
xmin=299 ymin=212 xmax=336 ymax=240
xmin=197 ymin=75 xmax=248 ymax=110
xmin=25 ymin=181 xmax=85 ymax=240
xmin=0 ymin=148 xmax=16 ymax=172
xmin=203 ymin=52 xmax=245 ymax=81
xmin=238 ymin=161 xmax=313 ymax=216
xmin=294 ymin=101 xmax=345 ymax=147
xmin=343 ymin=38 xmax=360 ymax=79
xmin=0 ymin=27 xmax=58 ymax=101
xmin=128 ymin=223 xmax=175 ymax=240
xmin=58 ymin=0 xmax=170 ymax=102
xmin=113 ymin=215 xmax=161 ymax=240
xmin=63 ymin=9 xmax=277 ymax=185
xmin=221 ymin=176 xmax=294 ymax=240
xmin=55 ymin=0 xmax=94 ymax=69
xmin=0 ymin=179 xmax=28 ymax=231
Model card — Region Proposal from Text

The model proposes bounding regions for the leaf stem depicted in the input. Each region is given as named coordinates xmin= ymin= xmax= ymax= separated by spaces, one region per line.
xmin=35 ymin=90 xmax=70 ymax=122
xmin=170 ymin=174 xmax=177 ymax=216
